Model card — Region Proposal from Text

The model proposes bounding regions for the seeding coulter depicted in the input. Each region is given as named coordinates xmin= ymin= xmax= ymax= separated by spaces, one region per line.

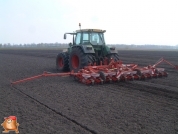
xmin=11 ymin=58 xmax=178 ymax=85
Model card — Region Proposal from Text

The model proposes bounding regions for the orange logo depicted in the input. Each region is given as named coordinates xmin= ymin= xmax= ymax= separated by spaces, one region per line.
xmin=1 ymin=116 xmax=19 ymax=133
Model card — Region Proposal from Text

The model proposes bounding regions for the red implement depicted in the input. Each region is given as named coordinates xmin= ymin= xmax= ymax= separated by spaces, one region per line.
xmin=11 ymin=58 xmax=177 ymax=85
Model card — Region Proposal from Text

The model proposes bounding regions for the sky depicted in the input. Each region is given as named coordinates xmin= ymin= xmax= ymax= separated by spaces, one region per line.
xmin=0 ymin=0 xmax=178 ymax=45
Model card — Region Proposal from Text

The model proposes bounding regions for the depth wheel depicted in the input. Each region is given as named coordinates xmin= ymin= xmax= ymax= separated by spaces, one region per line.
xmin=98 ymin=71 xmax=106 ymax=82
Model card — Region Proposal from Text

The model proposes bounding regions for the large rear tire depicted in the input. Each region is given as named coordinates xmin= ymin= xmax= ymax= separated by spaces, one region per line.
xmin=107 ymin=53 xmax=119 ymax=63
xmin=69 ymin=47 xmax=96 ymax=72
xmin=56 ymin=52 xmax=69 ymax=71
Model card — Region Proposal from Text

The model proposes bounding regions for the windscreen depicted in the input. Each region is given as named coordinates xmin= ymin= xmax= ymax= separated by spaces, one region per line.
xmin=82 ymin=32 xmax=105 ymax=45
xmin=90 ymin=32 xmax=105 ymax=45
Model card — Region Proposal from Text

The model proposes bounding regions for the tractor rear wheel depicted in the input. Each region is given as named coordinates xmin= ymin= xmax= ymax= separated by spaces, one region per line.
xmin=56 ymin=52 xmax=69 ymax=71
xmin=69 ymin=47 xmax=96 ymax=72
xmin=107 ymin=53 xmax=119 ymax=63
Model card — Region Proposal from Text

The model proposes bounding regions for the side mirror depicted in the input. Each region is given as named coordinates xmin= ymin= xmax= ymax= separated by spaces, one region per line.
xmin=64 ymin=34 xmax=66 ymax=39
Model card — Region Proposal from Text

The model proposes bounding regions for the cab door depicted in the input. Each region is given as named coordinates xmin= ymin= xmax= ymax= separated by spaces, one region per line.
xmin=75 ymin=33 xmax=82 ymax=45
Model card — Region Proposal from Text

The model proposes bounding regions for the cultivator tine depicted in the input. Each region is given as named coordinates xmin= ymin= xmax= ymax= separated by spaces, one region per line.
xmin=99 ymin=78 xmax=104 ymax=84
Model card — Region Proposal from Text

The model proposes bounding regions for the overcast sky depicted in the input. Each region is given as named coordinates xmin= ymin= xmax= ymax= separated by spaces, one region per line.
xmin=0 ymin=0 xmax=178 ymax=45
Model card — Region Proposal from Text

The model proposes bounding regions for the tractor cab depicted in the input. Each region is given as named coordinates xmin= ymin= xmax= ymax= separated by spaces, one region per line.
xmin=64 ymin=29 xmax=106 ymax=46
xmin=75 ymin=29 xmax=106 ymax=45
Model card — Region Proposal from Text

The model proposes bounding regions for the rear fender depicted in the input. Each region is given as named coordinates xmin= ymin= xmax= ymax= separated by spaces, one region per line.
xmin=103 ymin=45 xmax=117 ymax=55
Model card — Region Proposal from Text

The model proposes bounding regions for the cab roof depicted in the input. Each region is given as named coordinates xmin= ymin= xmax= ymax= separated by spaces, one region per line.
xmin=76 ymin=29 xmax=106 ymax=33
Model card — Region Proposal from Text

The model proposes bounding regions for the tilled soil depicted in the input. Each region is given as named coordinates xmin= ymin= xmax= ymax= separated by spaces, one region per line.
xmin=0 ymin=49 xmax=178 ymax=134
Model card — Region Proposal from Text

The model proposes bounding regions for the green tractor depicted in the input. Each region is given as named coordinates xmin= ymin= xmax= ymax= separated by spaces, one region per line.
xmin=56 ymin=28 xmax=119 ymax=72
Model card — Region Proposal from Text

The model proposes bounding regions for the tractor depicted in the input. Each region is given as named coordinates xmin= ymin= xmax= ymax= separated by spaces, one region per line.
xmin=56 ymin=28 xmax=119 ymax=72
xmin=10 ymin=25 xmax=178 ymax=85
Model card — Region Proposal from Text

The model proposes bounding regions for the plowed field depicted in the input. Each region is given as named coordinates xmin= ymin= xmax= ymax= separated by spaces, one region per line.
xmin=0 ymin=49 xmax=178 ymax=134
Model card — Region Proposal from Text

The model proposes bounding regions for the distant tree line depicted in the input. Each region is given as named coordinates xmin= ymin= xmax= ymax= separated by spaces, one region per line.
xmin=0 ymin=43 xmax=178 ymax=50
xmin=0 ymin=42 xmax=69 ymax=48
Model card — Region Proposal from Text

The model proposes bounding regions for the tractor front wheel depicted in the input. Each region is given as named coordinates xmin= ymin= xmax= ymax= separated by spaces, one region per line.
xmin=56 ymin=52 xmax=69 ymax=71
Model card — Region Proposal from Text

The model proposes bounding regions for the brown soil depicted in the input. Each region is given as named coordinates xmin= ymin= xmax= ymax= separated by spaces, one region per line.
xmin=0 ymin=49 xmax=178 ymax=134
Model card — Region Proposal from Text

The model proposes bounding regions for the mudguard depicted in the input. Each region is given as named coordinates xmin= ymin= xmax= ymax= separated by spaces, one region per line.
xmin=104 ymin=45 xmax=117 ymax=55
